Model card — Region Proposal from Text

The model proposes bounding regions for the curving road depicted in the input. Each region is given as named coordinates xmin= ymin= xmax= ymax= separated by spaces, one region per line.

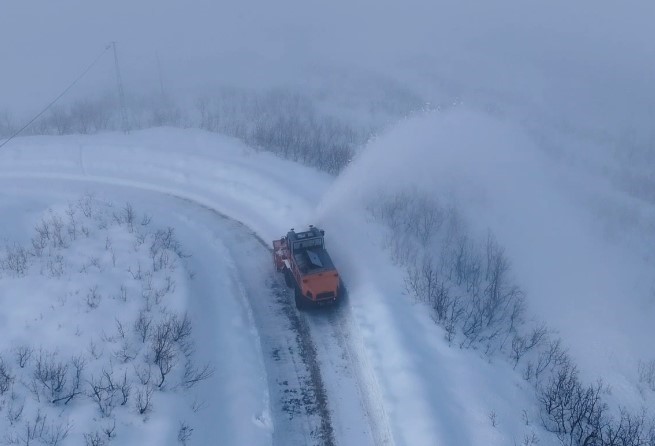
xmin=0 ymin=166 xmax=392 ymax=445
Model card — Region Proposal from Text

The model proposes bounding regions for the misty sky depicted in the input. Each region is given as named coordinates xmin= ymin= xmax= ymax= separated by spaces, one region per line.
xmin=2 ymin=0 xmax=654 ymax=135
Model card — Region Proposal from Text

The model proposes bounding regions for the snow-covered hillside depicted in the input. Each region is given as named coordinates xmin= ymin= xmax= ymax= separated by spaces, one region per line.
xmin=0 ymin=122 xmax=652 ymax=445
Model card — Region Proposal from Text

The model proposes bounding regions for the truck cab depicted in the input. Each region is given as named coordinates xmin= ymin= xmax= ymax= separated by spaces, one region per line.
xmin=273 ymin=226 xmax=340 ymax=309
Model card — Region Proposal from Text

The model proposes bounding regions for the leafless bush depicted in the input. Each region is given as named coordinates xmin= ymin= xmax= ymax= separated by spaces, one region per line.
xmin=86 ymin=285 xmax=102 ymax=309
xmin=449 ymin=235 xmax=482 ymax=294
xmin=114 ymin=340 xmax=137 ymax=363
xmin=46 ymin=254 xmax=65 ymax=278
xmin=524 ymin=338 xmax=570 ymax=383
xmin=638 ymin=359 xmax=655 ymax=392
xmin=0 ymin=355 xmax=14 ymax=394
xmin=141 ymin=214 xmax=152 ymax=226
xmin=31 ymin=351 xmax=85 ymax=405
xmin=600 ymin=407 xmax=652 ymax=446
xmin=149 ymin=227 xmax=184 ymax=271
xmin=150 ymin=319 xmax=177 ymax=388
xmin=539 ymin=362 xmax=606 ymax=446
xmin=87 ymin=340 xmax=103 ymax=360
xmin=405 ymin=256 xmax=451 ymax=321
xmin=171 ymin=313 xmax=192 ymax=344
xmin=6 ymin=392 xmax=25 ymax=426
xmin=2 ymin=244 xmax=29 ymax=277
xmin=511 ymin=324 xmax=548 ymax=369
xmin=69 ymin=98 xmax=112 ymax=134
xmin=134 ymin=309 xmax=152 ymax=343
xmin=77 ymin=193 xmax=95 ymax=218
xmin=178 ymin=421 xmax=193 ymax=445
xmin=48 ymin=213 xmax=67 ymax=249
xmin=32 ymin=220 xmax=50 ymax=257
xmin=135 ymin=384 xmax=154 ymax=415
xmin=112 ymin=284 xmax=126 ymax=304
xmin=87 ymin=368 xmax=126 ymax=417
xmin=134 ymin=363 xmax=152 ymax=386
xmin=0 ymin=110 xmax=16 ymax=137
xmin=180 ymin=360 xmax=214 ymax=390
xmin=8 ymin=410 xmax=72 ymax=446
xmin=83 ymin=431 xmax=106 ymax=446
xmin=13 ymin=345 xmax=33 ymax=369
xmin=113 ymin=202 xmax=136 ymax=233
xmin=489 ymin=410 xmax=498 ymax=427
xmin=65 ymin=204 xmax=78 ymax=241
xmin=522 ymin=432 xmax=540 ymax=446
xmin=128 ymin=262 xmax=143 ymax=280
xmin=48 ymin=106 xmax=73 ymax=135
xmin=102 ymin=418 xmax=117 ymax=442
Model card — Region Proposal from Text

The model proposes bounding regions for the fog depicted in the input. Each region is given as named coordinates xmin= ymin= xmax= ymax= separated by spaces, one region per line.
xmin=2 ymin=0 xmax=654 ymax=140
xmin=2 ymin=1 xmax=655 ymax=439
xmin=320 ymin=110 xmax=655 ymax=398
xmin=2 ymin=0 xmax=654 ymax=366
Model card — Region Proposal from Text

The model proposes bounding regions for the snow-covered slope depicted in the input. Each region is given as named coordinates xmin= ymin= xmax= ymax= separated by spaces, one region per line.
xmin=0 ymin=120 xmax=651 ymax=445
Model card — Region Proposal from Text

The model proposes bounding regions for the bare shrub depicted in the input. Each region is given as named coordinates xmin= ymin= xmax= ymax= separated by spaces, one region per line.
xmin=180 ymin=360 xmax=214 ymax=390
xmin=77 ymin=193 xmax=95 ymax=218
xmin=0 ymin=110 xmax=16 ymax=137
xmin=150 ymin=319 xmax=177 ymax=388
xmin=178 ymin=421 xmax=193 ymax=445
xmin=87 ymin=368 xmax=122 ymax=417
xmin=134 ymin=309 xmax=152 ymax=343
xmin=13 ymin=345 xmax=33 ymax=368
xmin=2 ymin=244 xmax=29 ymax=277
xmin=511 ymin=324 xmax=548 ymax=369
xmin=149 ymin=227 xmax=184 ymax=271
xmin=32 ymin=221 xmax=50 ymax=257
xmin=0 ymin=355 xmax=14 ymax=394
xmin=86 ymin=285 xmax=102 ymax=309
xmin=46 ymin=254 xmax=65 ymax=278
xmin=83 ymin=431 xmax=106 ymax=446
xmin=135 ymin=384 xmax=154 ymax=415
xmin=65 ymin=204 xmax=78 ymax=241
xmin=31 ymin=351 xmax=85 ymax=405
xmin=638 ymin=359 xmax=655 ymax=392
xmin=69 ymin=98 xmax=112 ymax=134
xmin=538 ymin=362 xmax=606 ymax=446
xmin=48 ymin=213 xmax=68 ymax=249
xmin=7 ymin=391 xmax=25 ymax=426
xmin=10 ymin=409 xmax=72 ymax=446
xmin=527 ymin=338 xmax=569 ymax=383
xmin=114 ymin=340 xmax=137 ymax=363
xmin=405 ymin=256 xmax=451 ymax=321
xmin=601 ymin=407 xmax=651 ymax=446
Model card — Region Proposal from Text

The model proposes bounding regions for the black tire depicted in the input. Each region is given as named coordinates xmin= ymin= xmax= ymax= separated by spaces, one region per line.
xmin=294 ymin=286 xmax=304 ymax=310
xmin=284 ymin=268 xmax=293 ymax=288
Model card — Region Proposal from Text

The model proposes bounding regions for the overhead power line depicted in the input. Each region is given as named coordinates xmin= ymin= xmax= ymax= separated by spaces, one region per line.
xmin=0 ymin=44 xmax=112 ymax=150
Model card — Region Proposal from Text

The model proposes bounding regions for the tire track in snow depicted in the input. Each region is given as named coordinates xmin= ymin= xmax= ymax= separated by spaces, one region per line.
xmin=182 ymin=210 xmax=336 ymax=446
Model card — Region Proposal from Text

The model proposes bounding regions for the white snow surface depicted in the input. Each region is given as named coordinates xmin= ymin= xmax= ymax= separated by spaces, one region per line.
xmin=0 ymin=118 xmax=651 ymax=445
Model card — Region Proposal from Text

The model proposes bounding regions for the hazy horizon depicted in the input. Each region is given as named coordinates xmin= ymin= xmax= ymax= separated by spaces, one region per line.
xmin=2 ymin=0 xmax=654 ymax=143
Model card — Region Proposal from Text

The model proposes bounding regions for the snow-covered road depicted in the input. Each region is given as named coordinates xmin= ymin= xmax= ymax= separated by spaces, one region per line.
xmin=0 ymin=130 xmax=392 ymax=445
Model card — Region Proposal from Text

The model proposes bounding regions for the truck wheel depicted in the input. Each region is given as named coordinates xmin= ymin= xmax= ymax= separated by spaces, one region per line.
xmin=284 ymin=268 xmax=293 ymax=288
xmin=294 ymin=286 xmax=304 ymax=310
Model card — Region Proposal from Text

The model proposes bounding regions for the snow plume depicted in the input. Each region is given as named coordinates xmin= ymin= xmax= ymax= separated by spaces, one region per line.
xmin=319 ymin=109 xmax=655 ymax=410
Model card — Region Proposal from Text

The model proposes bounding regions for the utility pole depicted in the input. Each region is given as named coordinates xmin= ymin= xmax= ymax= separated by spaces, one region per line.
xmin=112 ymin=41 xmax=130 ymax=134
xmin=156 ymin=51 xmax=165 ymax=99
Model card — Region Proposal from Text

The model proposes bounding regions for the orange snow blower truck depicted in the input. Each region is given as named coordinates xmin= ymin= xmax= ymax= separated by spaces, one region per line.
xmin=273 ymin=225 xmax=340 ymax=309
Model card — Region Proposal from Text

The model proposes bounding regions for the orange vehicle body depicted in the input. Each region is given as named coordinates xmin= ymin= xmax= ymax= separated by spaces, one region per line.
xmin=273 ymin=226 xmax=340 ymax=308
